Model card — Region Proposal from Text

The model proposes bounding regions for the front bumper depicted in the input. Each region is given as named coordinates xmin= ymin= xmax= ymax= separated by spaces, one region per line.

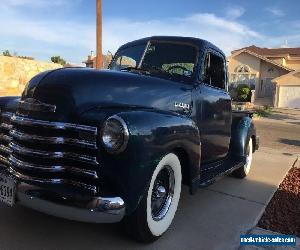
xmin=3 ymin=172 xmax=126 ymax=223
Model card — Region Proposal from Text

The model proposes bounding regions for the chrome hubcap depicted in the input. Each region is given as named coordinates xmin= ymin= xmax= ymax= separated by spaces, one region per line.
xmin=151 ymin=165 xmax=175 ymax=221
xmin=155 ymin=186 xmax=166 ymax=199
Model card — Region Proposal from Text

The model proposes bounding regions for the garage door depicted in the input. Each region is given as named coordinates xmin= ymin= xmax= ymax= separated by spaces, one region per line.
xmin=278 ymin=86 xmax=300 ymax=108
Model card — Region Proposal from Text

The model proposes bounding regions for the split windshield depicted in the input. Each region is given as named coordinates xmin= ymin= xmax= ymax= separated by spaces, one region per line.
xmin=109 ymin=41 xmax=197 ymax=81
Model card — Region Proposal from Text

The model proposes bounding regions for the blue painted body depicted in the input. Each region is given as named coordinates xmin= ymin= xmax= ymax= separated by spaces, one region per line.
xmin=0 ymin=36 xmax=258 ymax=214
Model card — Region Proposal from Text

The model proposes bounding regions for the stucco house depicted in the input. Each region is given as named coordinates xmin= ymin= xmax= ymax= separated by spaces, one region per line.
xmin=228 ymin=45 xmax=300 ymax=108
xmin=83 ymin=54 xmax=113 ymax=69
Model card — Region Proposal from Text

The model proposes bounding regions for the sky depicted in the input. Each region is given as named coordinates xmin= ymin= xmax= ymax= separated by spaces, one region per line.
xmin=0 ymin=0 xmax=299 ymax=64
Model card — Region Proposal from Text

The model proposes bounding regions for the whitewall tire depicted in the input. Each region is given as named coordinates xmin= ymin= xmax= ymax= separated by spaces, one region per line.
xmin=126 ymin=153 xmax=182 ymax=242
xmin=233 ymin=137 xmax=253 ymax=178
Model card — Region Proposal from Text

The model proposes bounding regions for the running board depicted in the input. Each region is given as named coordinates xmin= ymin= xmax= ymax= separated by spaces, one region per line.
xmin=198 ymin=156 xmax=246 ymax=188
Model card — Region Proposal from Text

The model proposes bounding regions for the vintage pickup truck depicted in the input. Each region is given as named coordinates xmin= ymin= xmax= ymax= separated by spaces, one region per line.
xmin=0 ymin=36 xmax=259 ymax=242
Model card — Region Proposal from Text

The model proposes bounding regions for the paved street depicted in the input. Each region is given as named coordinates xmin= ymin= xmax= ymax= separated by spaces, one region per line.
xmin=254 ymin=108 xmax=300 ymax=154
xmin=0 ymin=108 xmax=299 ymax=250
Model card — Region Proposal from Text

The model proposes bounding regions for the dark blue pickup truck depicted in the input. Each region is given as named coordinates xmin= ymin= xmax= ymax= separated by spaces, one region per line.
xmin=0 ymin=36 xmax=259 ymax=242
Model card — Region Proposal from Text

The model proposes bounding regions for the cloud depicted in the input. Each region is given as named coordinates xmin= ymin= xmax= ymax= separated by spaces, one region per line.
xmin=225 ymin=6 xmax=246 ymax=19
xmin=0 ymin=18 xmax=95 ymax=49
xmin=266 ymin=7 xmax=285 ymax=17
xmin=0 ymin=8 xmax=263 ymax=63
xmin=3 ymin=0 xmax=72 ymax=7
xmin=3 ymin=4 xmax=298 ymax=64
xmin=103 ymin=14 xmax=261 ymax=55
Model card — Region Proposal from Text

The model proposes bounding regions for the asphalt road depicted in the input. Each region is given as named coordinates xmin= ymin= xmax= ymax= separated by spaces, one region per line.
xmin=0 ymin=108 xmax=299 ymax=250
xmin=254 ymin=108 xmax=300 ymax=154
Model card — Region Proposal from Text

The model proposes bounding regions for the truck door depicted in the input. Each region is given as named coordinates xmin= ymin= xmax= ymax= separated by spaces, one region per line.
xmin=193 ymin=50 xmax=232 ymax=164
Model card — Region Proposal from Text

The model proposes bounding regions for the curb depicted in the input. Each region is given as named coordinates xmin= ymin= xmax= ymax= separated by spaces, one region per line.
xmin=248 ymin=155 xmax=299 ymax=238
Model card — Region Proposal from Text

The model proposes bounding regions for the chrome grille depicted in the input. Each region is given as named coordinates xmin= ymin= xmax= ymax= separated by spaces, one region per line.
xmin=0 ymin=112 xmax=99 ymax=194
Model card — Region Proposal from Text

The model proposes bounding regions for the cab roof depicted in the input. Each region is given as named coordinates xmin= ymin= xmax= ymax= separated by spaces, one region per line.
xmin=118 ymin=36 xmax=224 ymax=57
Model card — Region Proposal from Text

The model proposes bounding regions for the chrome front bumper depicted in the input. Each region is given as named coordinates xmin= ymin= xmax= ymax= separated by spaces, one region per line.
xmin=15 ymin=182 xmax=125 ymax=223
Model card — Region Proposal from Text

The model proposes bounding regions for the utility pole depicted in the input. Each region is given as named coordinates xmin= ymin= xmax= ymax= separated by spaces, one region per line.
xmin=96 ymin=0 xmax=103 ymax=69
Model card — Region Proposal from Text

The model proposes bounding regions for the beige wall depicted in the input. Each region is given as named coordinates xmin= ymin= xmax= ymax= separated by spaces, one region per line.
xmin=259 ymin=60 xmax=288 ymax=79
xmin=285 ymin=60 xmax=300 ymax=71
xmin=266 ymin=57 xmax=285 ymax=66
xmin=228 ymin=52 xmax=261 ymax=74
xmin=0 ymin=56 xmax=62 ymax=96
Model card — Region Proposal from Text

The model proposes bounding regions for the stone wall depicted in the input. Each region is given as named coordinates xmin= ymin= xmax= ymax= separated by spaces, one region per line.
xmin=0 ymin=56 xmax=62 ymax=96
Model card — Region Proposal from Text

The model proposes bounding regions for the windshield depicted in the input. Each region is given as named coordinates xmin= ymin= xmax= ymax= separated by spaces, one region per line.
xmin=109 ymin=41 xmax=198 ymax=81
xmin=109 ymin=44 xmax=146 ymax=71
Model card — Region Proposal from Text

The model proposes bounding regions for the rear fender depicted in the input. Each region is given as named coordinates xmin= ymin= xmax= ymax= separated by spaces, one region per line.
xmin=230 ymin=116 xmax=257 ymax=158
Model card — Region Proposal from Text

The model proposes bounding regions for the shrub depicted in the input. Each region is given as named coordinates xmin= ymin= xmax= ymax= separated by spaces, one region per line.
xmin=236 ymin=84 xmax=251 ymax=102
xmin=2 ymin=50 xmax=12 ymax=57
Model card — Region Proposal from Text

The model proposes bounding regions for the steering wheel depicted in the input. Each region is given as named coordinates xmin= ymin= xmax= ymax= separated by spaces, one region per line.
xmin=166 ymin=65 xmax=190 ymax=75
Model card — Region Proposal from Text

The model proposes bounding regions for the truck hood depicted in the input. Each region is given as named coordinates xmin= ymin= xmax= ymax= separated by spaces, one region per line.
xmin=21 ymin=68 xmax=192 ymax=123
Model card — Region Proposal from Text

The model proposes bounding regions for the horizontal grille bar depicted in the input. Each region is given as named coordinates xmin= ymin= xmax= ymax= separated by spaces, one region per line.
xmin=0 ymin=112 xmax=100 ymax=193
xmin=0 ymin=145 xmax=12 ymax=155
xmin=9 ymin=155 xmax=98 ymax=179
xmin=10 ymin=129 xmax=97 ymax=149
xmin=11 ymin=115 xmax=98 ymax=135
xmin=0 ymin=155 xmax=9 ymax=165
xmin=9 ymin=142 xmax=98 ymax=165
xmin=8 ymin=167 xmax=97 ymax=193
xmin=0 ymin=123 xmax=12 ymax=130
xmin=1 ymin=112 xmax=13 ymax=118
xmin=0 ymin=134 xmax=12 ymax=143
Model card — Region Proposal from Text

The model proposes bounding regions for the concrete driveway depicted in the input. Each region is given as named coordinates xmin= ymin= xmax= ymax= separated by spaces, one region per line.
xmin=0 ymin=109 xmax=299 ymax=250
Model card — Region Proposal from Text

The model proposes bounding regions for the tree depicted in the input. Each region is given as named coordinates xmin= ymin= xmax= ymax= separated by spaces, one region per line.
xmin=3 ymin=50 xmax=12 ymax=57
xmin=51 ymin=56 xmax=66 ymax=66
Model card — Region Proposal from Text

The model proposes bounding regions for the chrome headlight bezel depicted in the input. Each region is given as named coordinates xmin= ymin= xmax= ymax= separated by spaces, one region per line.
xmin=101 ymin=115 xmax=129 ymax=154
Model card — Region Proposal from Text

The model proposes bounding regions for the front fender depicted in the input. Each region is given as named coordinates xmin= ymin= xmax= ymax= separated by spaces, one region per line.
xmin=0 ymin=96 xmax=20 ymax=113
xmin=95 ymin=109 xmax=201 ymax=214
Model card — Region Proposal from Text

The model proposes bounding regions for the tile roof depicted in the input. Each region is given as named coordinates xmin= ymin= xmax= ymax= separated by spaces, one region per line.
xmin=272 ymin=71 xmax=300 ymax=85
xmin=232 ymin=45 xmax=300 ymax=57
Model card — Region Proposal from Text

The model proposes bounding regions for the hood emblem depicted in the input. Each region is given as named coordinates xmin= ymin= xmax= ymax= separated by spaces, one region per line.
xmin=19 ymin=98 xmax=56 ymax=113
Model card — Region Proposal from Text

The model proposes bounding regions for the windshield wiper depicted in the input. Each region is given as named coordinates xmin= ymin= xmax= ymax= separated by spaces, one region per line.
xmin=120 ymin=66 xmax=149 ymax=73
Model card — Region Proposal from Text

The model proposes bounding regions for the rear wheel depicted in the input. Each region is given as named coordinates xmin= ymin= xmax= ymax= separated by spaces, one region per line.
xmin=232 ymin=137 xmax=253 ymax=178
xmin=126 ymin=153 xmax=182 ymax=243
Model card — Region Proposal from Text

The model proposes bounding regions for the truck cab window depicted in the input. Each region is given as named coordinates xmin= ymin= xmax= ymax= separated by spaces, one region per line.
xmin=202 ymin=52 xmax=226 ymax=89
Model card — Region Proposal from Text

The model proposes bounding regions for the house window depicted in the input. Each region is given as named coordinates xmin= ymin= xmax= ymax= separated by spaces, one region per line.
xmin=236 ymin=65 xmax=250 ymax=73
xmin=230 ymin=64 xmax=256 ymax=89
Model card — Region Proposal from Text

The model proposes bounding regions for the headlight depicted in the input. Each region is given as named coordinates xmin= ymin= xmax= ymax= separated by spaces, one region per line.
xmin=101 ymin=115 xmax=129 ymax=154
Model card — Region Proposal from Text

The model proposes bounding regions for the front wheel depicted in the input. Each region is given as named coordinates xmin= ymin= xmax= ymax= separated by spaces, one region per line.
xmin=126 ymin=153 xmax=182 ymax=243
xmin=232 ymin=137 xmax=253 ymax=178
